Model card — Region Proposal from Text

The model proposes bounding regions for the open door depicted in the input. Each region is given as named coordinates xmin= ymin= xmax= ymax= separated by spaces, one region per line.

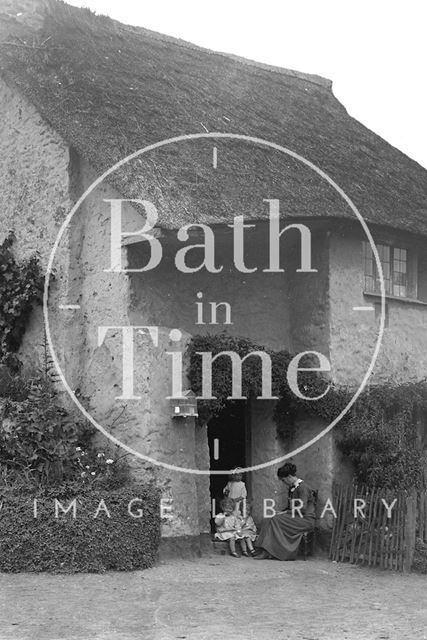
xmin=208 ymin=400 xmax=249 ymax=518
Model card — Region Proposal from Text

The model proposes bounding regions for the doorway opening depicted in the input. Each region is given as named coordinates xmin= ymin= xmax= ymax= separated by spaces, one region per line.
xmin=208 ymin=400 xmax=249 ymax=521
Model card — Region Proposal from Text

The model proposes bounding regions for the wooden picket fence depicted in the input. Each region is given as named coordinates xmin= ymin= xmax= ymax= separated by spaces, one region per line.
xmin=416 ymin=488 xmax=427 ymax=544
xmin=329 ymin=483 xmax=418 ymax=571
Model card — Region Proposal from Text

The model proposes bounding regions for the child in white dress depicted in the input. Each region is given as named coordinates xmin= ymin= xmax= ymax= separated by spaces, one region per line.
xmin=223 ymin=468 xmax=247 ymax=515
xmin=214 ymin=498 xmax=243 ymax=557
xmin=239 ymin=500 xmax=257 ymax=556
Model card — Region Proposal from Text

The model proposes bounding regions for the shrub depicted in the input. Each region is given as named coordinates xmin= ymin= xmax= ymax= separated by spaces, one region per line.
xmin=0 ymin=484 xmax=161 ymax=573
xmin=73 ymin=445 xmax=132 ymax=490
xmin=187 ymin=333 xmax=296 ymax=421
xmin=0 ymin=231 xmax=44 ymax=371
xmin=0 ymin=378 xmax=96 ymax=486
xmin=338 ymin=383 xmax=426 ymax=490
xmin=187 ymin=334 xmax=426 ymax=490
xmin=412 ymin=538 xmax=427 ymax=574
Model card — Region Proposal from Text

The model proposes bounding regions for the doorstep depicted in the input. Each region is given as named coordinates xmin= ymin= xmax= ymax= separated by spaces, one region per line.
xmin=158 ymin=533 xmax=213 ymax=561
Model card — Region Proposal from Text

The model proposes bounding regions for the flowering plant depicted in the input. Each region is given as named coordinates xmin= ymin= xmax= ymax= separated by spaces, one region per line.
xmin=74 ymin=446 xmax=130 ymax=488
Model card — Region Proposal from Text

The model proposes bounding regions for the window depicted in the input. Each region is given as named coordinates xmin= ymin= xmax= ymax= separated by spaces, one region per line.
xmin=363 ymin=241 xmax=410 ymax=298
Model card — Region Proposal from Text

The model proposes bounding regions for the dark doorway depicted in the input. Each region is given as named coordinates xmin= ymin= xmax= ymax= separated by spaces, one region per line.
xmin=208 ymin=401 xmax=248 ymax=515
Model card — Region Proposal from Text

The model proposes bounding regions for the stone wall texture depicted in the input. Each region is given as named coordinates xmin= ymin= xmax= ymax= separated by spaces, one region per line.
xmin=0 ymin=77 xmax=72 ymax=373
xmin=329 ymin=230 xmax=427 ymax=386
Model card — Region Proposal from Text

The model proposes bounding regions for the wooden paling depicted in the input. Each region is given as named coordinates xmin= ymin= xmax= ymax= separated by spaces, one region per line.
xmin=372 ymin=488 xmax=385 ymax=568
xmin=330 ymin=483 xmax=416 ymax=572
xmin=393 ymin=491 xmax=401 ymax=571
xmin=339 ymin=483 xmax=353 ymax=562
xmin=424 ymin=491 xmax=427 ymax=544
xmin=332 ymin=483 xmax=347 ymax=562
xmin=367 ymin=486 xmax=379 ymax=567
xmin=331 ymin=482 xmax=344 ymax=562
xmin=354 ymin=484 xmax=365 ymax=564
xmin=390 ymin=492 xmax=398 ymax=567
xmin=383 ymin=490 xmax=393 ymax=570
xmin=329 ymin=482 xmax=340 ymax=559
xmin=348 ymin=484 xmax=359 ymax=564
xmin=398 ymin=491 xmax=405 ymax=571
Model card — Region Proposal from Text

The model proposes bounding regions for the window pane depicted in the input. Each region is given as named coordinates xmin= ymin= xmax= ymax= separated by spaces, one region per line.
xmin=393 ymin=284 xmax=407 ymax=297
xmin=392 ymin=246 xmax=408 ymax=296
xmin=362 ymin=242 xmax=410 ymax=297
xmin=378 ymin=244 xmax=390 ymax=263
xmin=363 ymin=242 xmax=375 ymax=291
xmin=377 ymin=244 xmax=391 ymax=292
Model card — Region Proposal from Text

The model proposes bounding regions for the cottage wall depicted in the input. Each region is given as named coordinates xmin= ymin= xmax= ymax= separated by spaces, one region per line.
xmin=128 ymin=227 xmax=335 ymax=522
xmin=62 ymin=159 xmax=212 ymax=539
xmin=329 ymin=230 xmax=427 ymax=386
xmin=0 ymin=77 xmax=72 ymax=371
xmin=128 ymin=224 xmax=293 ymax=525
xmin=128 ymin=224 xmax=292 ymax=351
xmin=0 ymin=79 xmax=212 ymax=541
xmin=3 ymin=74 xmax=426 ymax=544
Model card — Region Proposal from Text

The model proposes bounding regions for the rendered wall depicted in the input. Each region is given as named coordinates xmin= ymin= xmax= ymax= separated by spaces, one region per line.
xmin=7 ymin=75 xmax=426 ymax=539
xmin=0 ymin=79 xmax=211 ymax=539
xmin=0 ymin=78 xmax=72 ymax=373
xmin=128 ymin=226 xmax=334 ymax=522
xmin=62 ymin=160 xmax=212 ymax=538
xmin=329 ymin=231 xmax=427 ymax=386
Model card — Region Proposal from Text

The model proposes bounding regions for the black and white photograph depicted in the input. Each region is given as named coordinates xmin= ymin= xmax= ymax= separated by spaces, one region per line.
xmin=0 ymin=1 xmax=426 ymax=638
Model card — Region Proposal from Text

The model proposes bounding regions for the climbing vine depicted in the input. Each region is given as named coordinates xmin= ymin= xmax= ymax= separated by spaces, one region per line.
xmin=187 ymin=333 xmax=321 ymax=422
xmin=187 ymin=334 xmax=426 ymax=490
xmin=0 ymin=232 xmax=44 ymax=371
xmin=337 ymin=382 xmax=427 ymax=489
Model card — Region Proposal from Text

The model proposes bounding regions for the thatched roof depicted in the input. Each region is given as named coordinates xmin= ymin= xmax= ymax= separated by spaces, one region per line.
xmin=1 ymin=0 xmax=427 ymax=234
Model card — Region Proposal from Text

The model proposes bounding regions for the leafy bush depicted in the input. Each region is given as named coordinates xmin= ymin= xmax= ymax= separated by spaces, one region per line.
xmin=0 ymin=232 xmax=44 ymax=371
xmin=0 ymin=485 xmax=161 ymax=573
xmin=187 ymin=333 xmax=296 ymax=421
xmin=187 ymin=334 xmax=426 ymax=490
xmin=338 ymin=383 xmax=426 ymax=490
xmin=412 ymin=538 xmax=427 ymax=574
xmin=0 ymin=377 xmax=96 ymax=486
xmin=73 ymin=445 xmax=132 ymax=489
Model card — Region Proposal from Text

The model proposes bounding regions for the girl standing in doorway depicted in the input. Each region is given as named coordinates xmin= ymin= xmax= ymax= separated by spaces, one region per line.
xmin=223 ymin=467 xmax=247 ymax=515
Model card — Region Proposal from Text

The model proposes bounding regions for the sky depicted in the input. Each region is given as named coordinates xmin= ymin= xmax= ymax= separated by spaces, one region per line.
xmin=68 ymin=0 xmax=427 ymax=169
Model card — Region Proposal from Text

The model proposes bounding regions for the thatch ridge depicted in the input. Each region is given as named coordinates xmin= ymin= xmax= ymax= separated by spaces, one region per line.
xmin=0 ymin=0 xmax=426 ymax=234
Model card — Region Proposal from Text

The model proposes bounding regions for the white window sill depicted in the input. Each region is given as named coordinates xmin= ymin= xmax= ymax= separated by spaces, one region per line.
xmin=363 ymin=291 xmax=427 ymax=306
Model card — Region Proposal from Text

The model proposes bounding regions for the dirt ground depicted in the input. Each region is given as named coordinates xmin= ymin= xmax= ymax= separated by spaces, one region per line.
xmin=0 ymin=556 xmax=426 ymax=640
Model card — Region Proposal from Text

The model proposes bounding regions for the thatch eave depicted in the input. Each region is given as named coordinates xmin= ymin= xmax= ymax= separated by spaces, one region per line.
xmin=0 ymin=0 xmax=426 ymax=237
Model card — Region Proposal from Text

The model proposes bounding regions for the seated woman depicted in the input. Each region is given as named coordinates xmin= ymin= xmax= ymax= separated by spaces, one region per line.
xmin=254 ymin=462 xmax=316 ymax=560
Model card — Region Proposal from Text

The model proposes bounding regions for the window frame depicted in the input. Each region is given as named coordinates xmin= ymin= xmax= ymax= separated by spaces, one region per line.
xmin=362 ymin=240 xmax=417 ymax=300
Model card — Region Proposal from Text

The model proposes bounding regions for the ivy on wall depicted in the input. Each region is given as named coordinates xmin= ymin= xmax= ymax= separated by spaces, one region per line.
xmin=0 ymin=232 xmax=44 ymax=371
xmin=338 ymin=383 xmax=426 ymax=489
xmin=187 ymin=334 xmax=426 ymax=490
xmin=187 ymin=333 xmax=314 ymax=422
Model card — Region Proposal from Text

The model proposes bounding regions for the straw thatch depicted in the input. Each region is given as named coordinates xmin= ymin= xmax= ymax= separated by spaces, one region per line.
xmin=1 ymin=0 xmax=426 ymax=233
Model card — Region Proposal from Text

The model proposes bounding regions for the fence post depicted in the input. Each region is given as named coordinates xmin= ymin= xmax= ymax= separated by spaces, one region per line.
xmin=424 ymin=491 xmax=427 ymax=544
xmin=403 ymin=489 xmax=417 ymax=572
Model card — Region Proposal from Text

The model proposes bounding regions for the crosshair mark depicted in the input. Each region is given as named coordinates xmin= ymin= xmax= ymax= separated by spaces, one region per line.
xmin=59 ymin=304 xmax=81 ymax=310
xmin=212 ymin=146 xmax=217 ymax=169
xmin=213 ymin=438 xmax=220 ymax=460
xmin=44 ymin=132 xmax=385 ymax=475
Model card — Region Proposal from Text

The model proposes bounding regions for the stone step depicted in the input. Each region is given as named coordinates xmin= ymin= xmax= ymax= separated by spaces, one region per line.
xmin=211 ymin=539 xmax=230 ymax=555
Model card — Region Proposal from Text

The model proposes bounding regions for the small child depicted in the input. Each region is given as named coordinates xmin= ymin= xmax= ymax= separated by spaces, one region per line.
xmin=238 ymin=500 xmax=257 ymax=556
xmin=223 ymin=468 xmax=247 ymax=515
xmin=214 ymin=498 xmax=243 ymax=558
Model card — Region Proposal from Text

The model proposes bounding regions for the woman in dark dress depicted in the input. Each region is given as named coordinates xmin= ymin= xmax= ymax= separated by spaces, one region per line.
xmin=254 ymin=463 xmax=316 ymax=560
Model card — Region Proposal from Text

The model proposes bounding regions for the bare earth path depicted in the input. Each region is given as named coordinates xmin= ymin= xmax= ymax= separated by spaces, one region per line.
xmin=0 ymin=557 xmax=426 ymax=640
